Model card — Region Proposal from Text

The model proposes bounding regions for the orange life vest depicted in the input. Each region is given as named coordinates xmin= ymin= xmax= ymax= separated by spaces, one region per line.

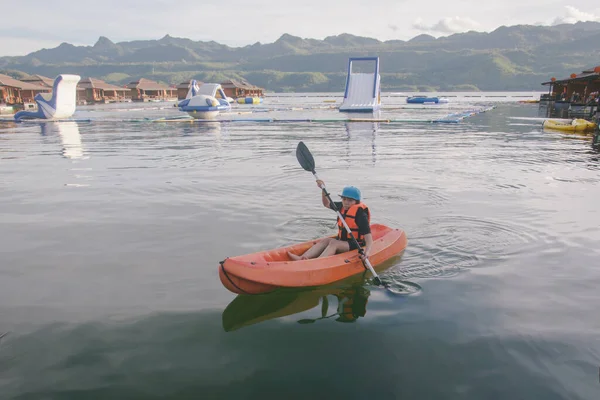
xmin=337 ymin=295 xmax=357 ymax=322
xmin=336 ymin=287 xmax=369 ymax=323
xmin=336 ymin=202 xmax=370 ymax=245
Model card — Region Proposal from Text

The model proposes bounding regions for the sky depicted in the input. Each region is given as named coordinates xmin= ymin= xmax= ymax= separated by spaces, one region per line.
xmin=1 ymin=0 xmax=599 ymax=56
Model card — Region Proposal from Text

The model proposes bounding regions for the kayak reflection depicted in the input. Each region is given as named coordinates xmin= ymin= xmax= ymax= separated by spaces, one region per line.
xmin=222 ymin=274 xmax=373 ymax=332
xmin=298 ymin=285 xmax=370 ymax=324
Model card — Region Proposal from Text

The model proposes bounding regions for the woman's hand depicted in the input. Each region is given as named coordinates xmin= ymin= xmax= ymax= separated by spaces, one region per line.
xmin=316 ymin=179 xmax=325 ymax=189
xmin=359 ymin=248 xmax=370 ymax=260
xmin=360 ymin=234 xmax=373 ymax=260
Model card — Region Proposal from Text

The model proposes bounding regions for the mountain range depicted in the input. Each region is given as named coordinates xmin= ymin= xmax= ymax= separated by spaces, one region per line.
xmin=1 ymin=21 xmax=600 ymax=92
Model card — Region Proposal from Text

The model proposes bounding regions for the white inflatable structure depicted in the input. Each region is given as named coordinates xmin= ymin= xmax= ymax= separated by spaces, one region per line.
xmin=339 ymin=57 xmax=381 ymax=113
xmin=185 ymin=79 xmax=201 ymax=99
xmin=178 ymin=81 xmax=231 ymax=119
xmin=14 ymin=74 xmax=81 ymax=121
xmin=196 ymin=83 xmax=228 ymax=99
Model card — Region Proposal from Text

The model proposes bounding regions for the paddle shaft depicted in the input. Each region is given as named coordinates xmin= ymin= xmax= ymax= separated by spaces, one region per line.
xmin=312 ymin=171 xmax=381 ymax=284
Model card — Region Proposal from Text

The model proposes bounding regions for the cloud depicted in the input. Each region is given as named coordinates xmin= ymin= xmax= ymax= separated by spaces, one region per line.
xmin=552 ymin=6 xmax=600 ymax=25
xmin=413 ymin=16 xmax=481 ymax=34
xmin=388 ymin=24 xmax=399 ymax=32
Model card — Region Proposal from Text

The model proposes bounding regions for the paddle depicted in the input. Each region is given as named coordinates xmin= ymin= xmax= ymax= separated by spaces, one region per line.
xmin=295 ymin=141 xmax=383 ymax=286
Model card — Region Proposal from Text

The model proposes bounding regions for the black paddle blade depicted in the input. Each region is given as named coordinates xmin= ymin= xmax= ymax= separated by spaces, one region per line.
xmin=296 ymin=141 xmax=315 ymax=172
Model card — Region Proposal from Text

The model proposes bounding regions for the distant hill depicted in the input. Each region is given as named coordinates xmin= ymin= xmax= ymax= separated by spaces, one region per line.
xmin=1 ymin=21 xmax=600 ymax=92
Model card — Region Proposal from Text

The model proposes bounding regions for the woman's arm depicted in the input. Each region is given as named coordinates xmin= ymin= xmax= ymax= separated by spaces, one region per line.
xmin=355 ymin=209 xmax=372 ymax=258
xmin=362 ymin=233 xmax=373 ymax=259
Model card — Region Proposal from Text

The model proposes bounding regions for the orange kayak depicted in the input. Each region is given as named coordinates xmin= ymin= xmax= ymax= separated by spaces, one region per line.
xmin=219 ymin=224 xmax=407 ymax=294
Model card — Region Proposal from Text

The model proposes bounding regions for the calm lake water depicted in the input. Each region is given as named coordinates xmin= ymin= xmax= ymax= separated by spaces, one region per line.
xmin=1 ymin=92 xmax=599 ymax=399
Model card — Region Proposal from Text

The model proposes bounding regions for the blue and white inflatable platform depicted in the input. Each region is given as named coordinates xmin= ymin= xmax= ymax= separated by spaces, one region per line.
xmin=178 ymin=81 xmax=231 ymax=119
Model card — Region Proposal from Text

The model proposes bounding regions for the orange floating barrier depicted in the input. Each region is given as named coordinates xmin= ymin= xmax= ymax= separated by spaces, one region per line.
xmin=219 ymin=224 xmax=407 ymax=295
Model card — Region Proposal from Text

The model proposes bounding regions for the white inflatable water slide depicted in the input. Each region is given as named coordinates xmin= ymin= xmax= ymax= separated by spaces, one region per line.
xmin=339 ymin=57 xmax=381 ymax=112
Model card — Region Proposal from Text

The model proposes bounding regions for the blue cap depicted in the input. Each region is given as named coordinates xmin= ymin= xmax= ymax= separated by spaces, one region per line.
xmin=340 ymin=186 xmax=361 ymax=201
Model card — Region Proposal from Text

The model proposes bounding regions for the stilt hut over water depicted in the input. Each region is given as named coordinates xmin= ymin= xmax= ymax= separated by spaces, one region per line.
xmin=542 ymin=66 xmax=600 ymax=103
xmin=0 ymin=73 xmax=50 ymax=105
xmin=220 ymin=79 xmax=264 ymax=99
xmin=541 ymin=65 xmax=600 ymax=119
xmin=79 ymin=78 xmax=130 ymax=104
xmin=20 ymin=74 xmax=55 ymax=88
xmin=127 ymin=78 xmax=177 ymax=101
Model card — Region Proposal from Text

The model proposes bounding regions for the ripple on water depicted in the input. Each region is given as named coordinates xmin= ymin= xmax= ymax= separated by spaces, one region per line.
xmin=378 ymin=184 xmax=450 ymax=208
xmin=389 ymin=214 xmax=553 ymax=280
xmin=427 ymin=215 xmax=549 ymax=260
xmin=391 ymin=242 xmax=476 ymax=280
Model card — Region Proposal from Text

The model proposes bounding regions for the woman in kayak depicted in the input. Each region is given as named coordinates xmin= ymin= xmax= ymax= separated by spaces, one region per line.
xmin=288 ymin=180 xmax=373 ymax=261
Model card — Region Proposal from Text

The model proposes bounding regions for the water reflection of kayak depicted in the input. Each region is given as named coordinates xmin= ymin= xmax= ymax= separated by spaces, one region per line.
xmin=222 ymin=274 xmax=374 ymax=332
